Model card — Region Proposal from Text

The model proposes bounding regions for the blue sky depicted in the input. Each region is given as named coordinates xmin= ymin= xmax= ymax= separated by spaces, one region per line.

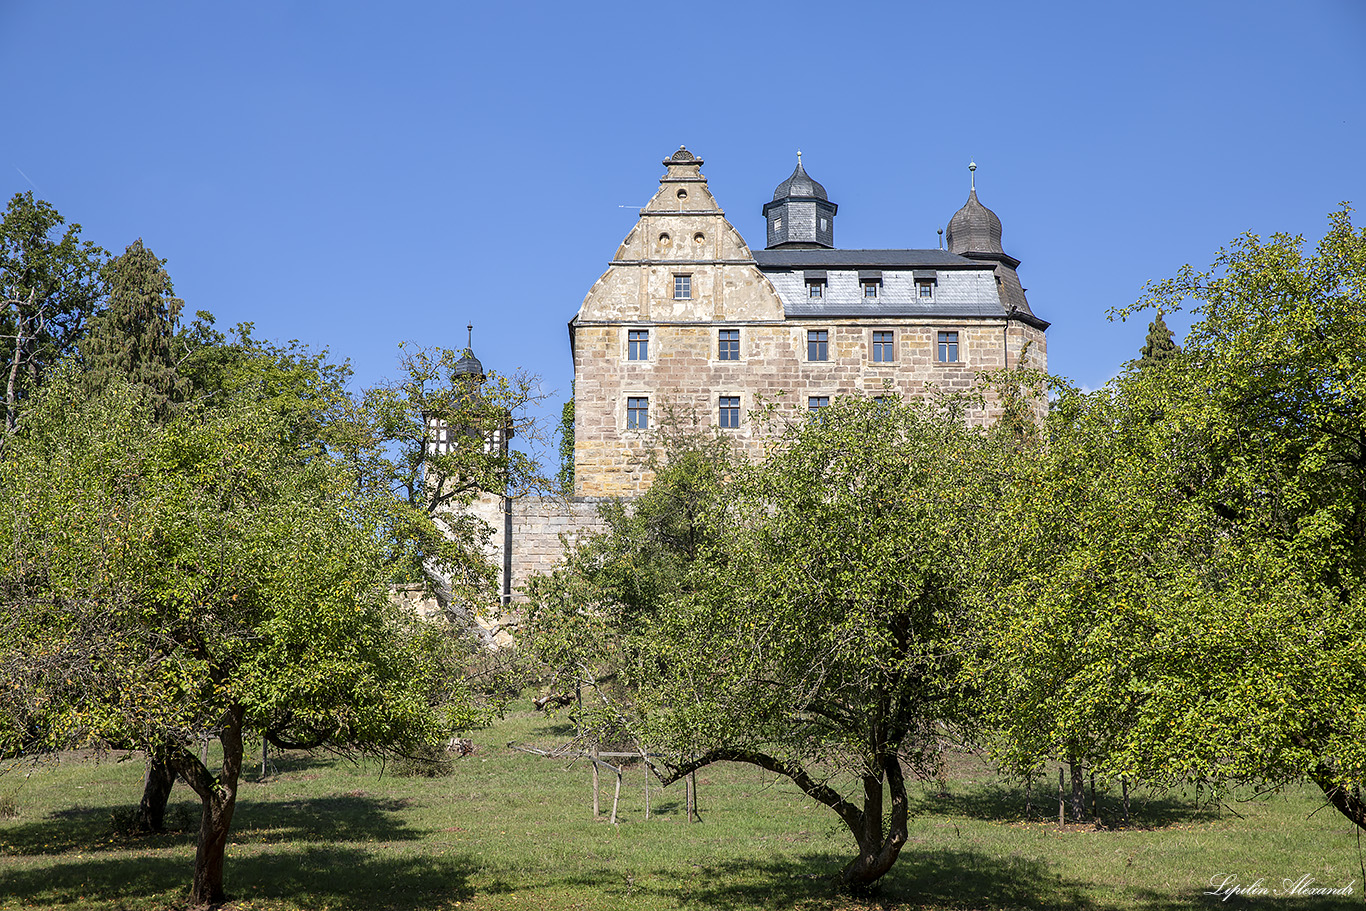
xmin=4 ymin=1 xmax=1364 ymax=430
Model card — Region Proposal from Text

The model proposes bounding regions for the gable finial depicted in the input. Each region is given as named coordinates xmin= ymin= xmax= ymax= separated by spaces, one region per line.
xmin=969 ymin=159 xmax=977 ymax=192
xmin=467 ymin=323 xmax=473 ymax=352
xmin=797 ymin=149 xmax=802 ymax=167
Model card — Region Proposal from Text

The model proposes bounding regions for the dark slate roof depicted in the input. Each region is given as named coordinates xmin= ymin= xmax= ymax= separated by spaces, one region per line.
xmin=771 ymin=160 xmax=828 ymax=201
xmin=783 ymin=300 xmax=1009 ymax=319
xmin=946 ymin=189 xmax=1005 ymax=256
xmin=454 ymin=350 xmax=484 ymax=379
xmin=753 ymin=249 xmax=979 ymax=269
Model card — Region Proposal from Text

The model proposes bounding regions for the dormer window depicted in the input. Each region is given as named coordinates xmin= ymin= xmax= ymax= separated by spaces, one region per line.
xmin=804 ymin=270 xmax=827 ymax=300
xmin=859 ymin=271 xmax=882 ymax=300
xmin=914 ymin=270 xmax=938 ymax=300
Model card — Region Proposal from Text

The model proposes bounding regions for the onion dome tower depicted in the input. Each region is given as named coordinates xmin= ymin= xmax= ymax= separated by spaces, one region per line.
xmin=453 ymin=324 xmax=485 ymax=383
xmin=763 ymin=152 xmax=838 ymax=249
xmin=945 ymin=161 xmax=1034 ymax=317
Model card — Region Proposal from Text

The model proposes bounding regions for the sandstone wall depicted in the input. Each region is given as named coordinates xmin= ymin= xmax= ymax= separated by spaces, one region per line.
xmin=572 ymin=318 xmax=1047 ymax=496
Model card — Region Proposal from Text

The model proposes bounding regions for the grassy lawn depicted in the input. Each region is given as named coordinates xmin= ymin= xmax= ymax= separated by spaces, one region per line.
xmin=1 ymin=709 xmax=1362 ymax=910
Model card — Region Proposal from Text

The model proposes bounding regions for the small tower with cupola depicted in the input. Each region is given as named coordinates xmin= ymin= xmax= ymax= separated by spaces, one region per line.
xmin=762 ymin=153 xmax=838 ymax=249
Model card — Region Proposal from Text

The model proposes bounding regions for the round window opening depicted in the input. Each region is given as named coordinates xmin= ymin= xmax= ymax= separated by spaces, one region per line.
xmin=676 ymin=188 xmax=688 ymax=199
xmin=693 ymin=232 xmax=705 ymax=244
xmin=658 ymin=233 xmax=671 ymax=245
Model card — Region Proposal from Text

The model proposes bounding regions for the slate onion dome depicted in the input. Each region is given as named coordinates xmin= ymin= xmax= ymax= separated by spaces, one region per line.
xmin=946 ymin=161 xmax=1005 ymax=256
xmin=771 ymin=156 xmax=828 ymax=202
xmin=763 ymin=151 xmax=838 ymax=250
xmin=454 ymin=323 xmax=484 ymax=382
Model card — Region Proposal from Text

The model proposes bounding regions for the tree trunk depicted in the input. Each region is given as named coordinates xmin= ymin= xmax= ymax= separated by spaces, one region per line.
xmin=838 ymin=754 xmax=909 ymax=892
xmin=1068 ymin=754 xmax=1085 ymax=823
xmin=137 ymin=757 xmax=176 ymax=832
xmin=5 ymin=306 xmax=30 ymax=434
xmin=171 ymin=705 xmax=245 ymax=906
xmin=654 ymin=746 xmax=907 ymax=891
xmin=1311 ymin=770 xmax=1366 ymax=831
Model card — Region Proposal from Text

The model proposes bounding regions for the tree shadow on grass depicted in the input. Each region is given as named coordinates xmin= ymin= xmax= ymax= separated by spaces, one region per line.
xmin=649 ymin=847 xmax=1099 ymax=911
xmin=647 ymin=846 xmax=1364 ymax=911
xmin=910 ymin=783 xmax=1219 ymax=829
xmin=1 ymin=793 xmax=424 ymax=856
xmin=0 ymin=844 xmax=477 ymax=910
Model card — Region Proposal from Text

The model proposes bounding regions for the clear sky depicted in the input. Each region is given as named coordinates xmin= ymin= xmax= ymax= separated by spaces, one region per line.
xmin=3 ymin=1 xmax=1364 ymax=431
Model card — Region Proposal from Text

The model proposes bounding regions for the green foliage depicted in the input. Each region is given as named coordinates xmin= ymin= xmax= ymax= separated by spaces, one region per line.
xmin=528 ymin=396 xmax=1000 ymax=888
xmin=79 ymin=240 xmax=188 ymax=419
xmin=0 ymin=370 xmax=485 ymax=901
xmin=344 ymin=344 xmax=549 ymax=620
xmin=557 ymin=389 xmax=574 ymax=494
xmin=976 ymin=206 xmax=1366 ymax=829
xmin=0 ymin=192 xmax=107 ymax=434
xmin=177 ymin=314 xmax=354 ymax=451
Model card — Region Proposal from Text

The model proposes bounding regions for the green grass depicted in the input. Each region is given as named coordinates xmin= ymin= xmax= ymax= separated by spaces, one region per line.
xmin=2 ymin=710 xmax=1363 ymax=910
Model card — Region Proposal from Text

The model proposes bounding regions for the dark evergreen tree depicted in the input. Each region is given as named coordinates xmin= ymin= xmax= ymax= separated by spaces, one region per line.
xmin=81 ymin=239 xmax=188 ymax=418
xmin=1138 ymin=311 xmax=1179 ymax=367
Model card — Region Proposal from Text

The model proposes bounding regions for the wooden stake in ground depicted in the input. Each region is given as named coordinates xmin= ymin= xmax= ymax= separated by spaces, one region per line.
xmin=642 ymin=747 xmax=650 ymax=821
xmin=690 ymin=769 xmax=700 ymax=823
xmin=591 ymin=743 xmax=600 ymax=819
xmin=1058 ymin=766 xmax=1064 ymax=825
xmin=610 ymin=765 xmax=622 ymax=825
xmin=1123 ymin=776 xmax=1130 ymax=827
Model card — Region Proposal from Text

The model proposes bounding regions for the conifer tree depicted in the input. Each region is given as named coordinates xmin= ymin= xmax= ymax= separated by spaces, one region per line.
xmin=81 ymin=239 xmax=188 ymax=417
xmin=1137 ymin=311 xmax=1179 ymax=367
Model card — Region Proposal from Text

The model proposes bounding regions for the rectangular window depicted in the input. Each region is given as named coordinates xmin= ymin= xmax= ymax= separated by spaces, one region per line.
xmin=674 ymin=274 xmax=691 ymax=299
xmin=807 ymin=281 xmax=824 ymax=299
xmin=863 ymin=281 xmax=879 ymax=299
xmin=872 ymin=330 xmax=894 ymax=363
xmin=808 ymin=396 xmax=830 ymax=412
xmin=718 ymin=396 xmax=740 ymax=428
xmin=918 ymin=281 xmax=934 ymax=299
xmin=627 ymin=396 xmax=649 ymax=429
xmin=807 ymin=329 xmax=828 ymax=361
xmin=938 ymin=330 xmax=960 ymax=363
xmin=718 ymin=328 xmax=739 ymax=360
xmin=628 ymin=329 xmax=649 ymax=361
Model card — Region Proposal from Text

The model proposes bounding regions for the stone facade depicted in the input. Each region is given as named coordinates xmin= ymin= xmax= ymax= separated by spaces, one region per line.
xmin=568 ymin=148 xmax=1048 ymax=498
xmin=469 ymin=492 xmax=611 ymax=600
xmin=446 ymin=148 xmax=1050 ymax=615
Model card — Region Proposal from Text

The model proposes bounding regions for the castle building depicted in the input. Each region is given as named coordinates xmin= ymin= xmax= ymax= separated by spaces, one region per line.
xmin=568 ymin=146 xmax=1048 ymax=497
xmin=439 ymin=146 xmax=1050 ymax=635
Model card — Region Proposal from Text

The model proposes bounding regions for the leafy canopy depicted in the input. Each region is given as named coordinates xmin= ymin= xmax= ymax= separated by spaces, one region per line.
xmin=0 ymin=371 xmax=484 ymax=902
xmin=528 ymin=395 xmax=1002 ymax=889
xmin=976 ymin=205 xmax=1366 ymax=830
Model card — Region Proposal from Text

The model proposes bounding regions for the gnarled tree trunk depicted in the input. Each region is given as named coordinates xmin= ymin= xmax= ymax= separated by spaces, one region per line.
xmin=171 ymin=705 xmax=245 ymax=906
xmin=656 ymin=747 xmax=909 ymax=892
xmin=837 ymin=753 xmax=909 ymax=890
xmin=137 ymin=756 xmax=176 ymax=833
